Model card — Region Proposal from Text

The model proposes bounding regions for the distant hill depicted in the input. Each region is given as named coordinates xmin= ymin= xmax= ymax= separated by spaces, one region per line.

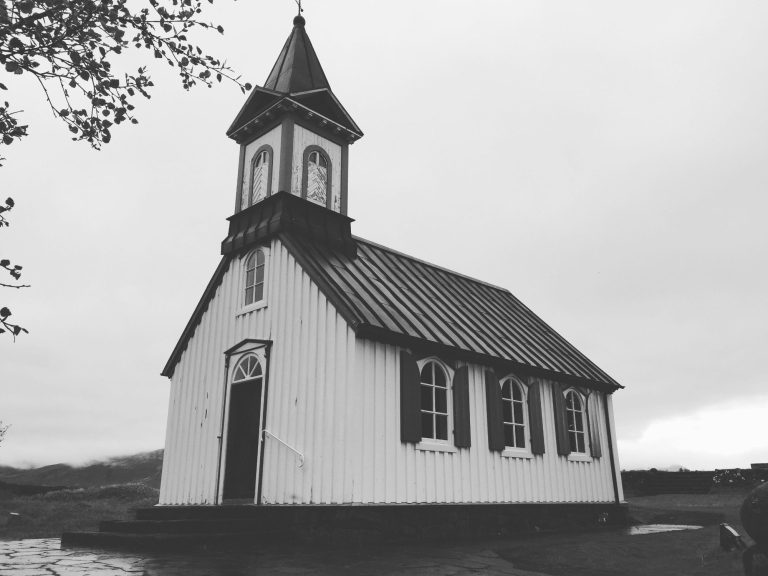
xmin=0 ymin=449 xmax=163 ymax=489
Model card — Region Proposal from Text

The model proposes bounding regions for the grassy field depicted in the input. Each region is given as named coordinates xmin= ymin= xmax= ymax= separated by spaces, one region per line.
xmin=0 ymin=483 xmax=158 ymax=540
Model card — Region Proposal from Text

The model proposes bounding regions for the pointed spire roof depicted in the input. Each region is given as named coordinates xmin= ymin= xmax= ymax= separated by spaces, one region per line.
xmin=226 ymin=15 xmax=362 ymax=143
xmin=263 ymin=15 xmax=330 ymax=94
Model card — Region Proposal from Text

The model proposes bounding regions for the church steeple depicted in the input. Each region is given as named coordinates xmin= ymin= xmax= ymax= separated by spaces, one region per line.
xmin=263 ymin=15 xmax=329 ymax=93
xmin=226 ymin=15 xmax=362 ymax=217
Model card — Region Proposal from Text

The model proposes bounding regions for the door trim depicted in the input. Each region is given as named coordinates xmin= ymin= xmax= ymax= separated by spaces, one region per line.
xmin=215 ymin=339 xmax=273 ymax=504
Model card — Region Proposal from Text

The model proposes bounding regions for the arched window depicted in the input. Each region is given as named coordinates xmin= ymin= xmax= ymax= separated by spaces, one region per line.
xmin=251 ymin=150 xmax=269 ymax=205
xmin=565 ymin=390 xmax=586 ymax=453
xmin=302 ymin=146 xmax=331 ymax=208
xmin=419 ymin=360 xmax=450 ymax=441
xmin=232 ymin=353 xmax=263 ymax=383
xmin=241 ymin=146 xmax=272 ymax=211
xmin=243 ymin=249 xmax=266 ymax=306
xmin=501 ymin=377 xmax=526 ymax=449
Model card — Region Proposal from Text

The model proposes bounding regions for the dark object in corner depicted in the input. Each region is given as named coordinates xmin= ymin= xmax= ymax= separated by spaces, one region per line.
xmin=741 ymin=482 xmax=768 ymax=575
xmin=720 ymin=522 xmax=746 ymax=551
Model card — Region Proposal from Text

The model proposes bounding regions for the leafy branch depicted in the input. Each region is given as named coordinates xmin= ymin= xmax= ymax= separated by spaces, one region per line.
xmin=0 ymin=0 xmax=253 ymax=340
xmin=0 ymin=0 xmax=251 ymax=152
xmin=0 ymin=196 xmax=28 ymax=338
xmin=0 ymin=305 xmax=26 ymax=338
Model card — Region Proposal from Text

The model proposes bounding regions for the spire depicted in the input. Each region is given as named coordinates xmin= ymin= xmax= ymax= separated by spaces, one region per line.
xmin=226 ymin=15 xmax=362 ymax=143
xmin=263 ymin=15 xmax=330 ymax=94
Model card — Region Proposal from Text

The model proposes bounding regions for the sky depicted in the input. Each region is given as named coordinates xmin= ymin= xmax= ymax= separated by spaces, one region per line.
xmin=1 ymin=0 xmax=767 ymax=471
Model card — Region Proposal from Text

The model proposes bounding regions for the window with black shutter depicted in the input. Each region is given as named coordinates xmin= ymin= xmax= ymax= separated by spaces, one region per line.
xmin=484 ymin=370 xmax=505 ymax=452
xmin=400 ymin=353 xmax=470 ymax=450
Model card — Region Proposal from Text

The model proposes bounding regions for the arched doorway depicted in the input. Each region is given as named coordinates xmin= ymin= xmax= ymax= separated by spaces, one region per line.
xmin=222 ymin=353 xmax=264 ymax=501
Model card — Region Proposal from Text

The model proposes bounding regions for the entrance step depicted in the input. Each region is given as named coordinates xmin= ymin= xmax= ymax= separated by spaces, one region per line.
xmin=63 ymin=502 xmax=630 ymax=551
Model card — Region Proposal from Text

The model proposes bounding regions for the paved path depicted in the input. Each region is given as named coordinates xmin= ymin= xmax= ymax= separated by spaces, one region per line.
xmin=0 ymin=539 xmax=552 ymax=576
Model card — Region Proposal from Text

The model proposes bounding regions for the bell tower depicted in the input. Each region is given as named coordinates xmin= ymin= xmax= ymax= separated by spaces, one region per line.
xmin=226 ymin=15 xmax=363 ymax=216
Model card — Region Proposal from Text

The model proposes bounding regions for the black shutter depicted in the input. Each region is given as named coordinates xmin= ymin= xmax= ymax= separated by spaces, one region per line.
xmin=484 ymin=370 xmax=505 ymax=452
xmin=400 ymin=350 xmax=421 ymax=443
xmin=552 ymin=382 xmax=571 ymax=456
xmin=587 ymin=392 xmax=602 ymax=458
xmin=527 ymin=379 xmax=546 ymax=455
xmin=452 ymin=366 xmax=471 ymax=448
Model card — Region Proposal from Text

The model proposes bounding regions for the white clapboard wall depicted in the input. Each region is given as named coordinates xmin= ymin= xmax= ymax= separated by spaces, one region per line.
xmin=159 ymin=238 xmax=623 ymax=505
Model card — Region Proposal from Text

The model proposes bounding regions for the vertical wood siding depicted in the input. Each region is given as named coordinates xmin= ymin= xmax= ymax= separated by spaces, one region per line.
xmin=349 ymin=339 xmax=619 ymax=504
xmin=159 ymin=239 xmax=356 ymax=505
xmin=290 ymin=124 xmax=342 ymax=211
xmin=160 ymin=243 xmax=622 ymax=505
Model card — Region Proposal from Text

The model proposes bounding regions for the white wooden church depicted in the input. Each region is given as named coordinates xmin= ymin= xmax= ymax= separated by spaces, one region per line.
xmin=158 ymin=15 xmax=625 ymax=522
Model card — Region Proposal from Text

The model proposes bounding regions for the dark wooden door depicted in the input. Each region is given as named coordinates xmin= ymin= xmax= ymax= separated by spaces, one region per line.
xmin=223 ymin=379 xmax=262 ymax=500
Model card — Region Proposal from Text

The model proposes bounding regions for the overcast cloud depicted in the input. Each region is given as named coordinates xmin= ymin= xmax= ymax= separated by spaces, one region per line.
xmin=1 ymin=0 xmax=766 ymax=470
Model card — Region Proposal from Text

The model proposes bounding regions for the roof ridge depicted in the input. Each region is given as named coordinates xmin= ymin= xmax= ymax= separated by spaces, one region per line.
xmin=352 ymin=235 xmax=512 ymax=294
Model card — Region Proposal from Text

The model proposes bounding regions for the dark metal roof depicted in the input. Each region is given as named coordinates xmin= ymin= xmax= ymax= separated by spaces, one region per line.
xmin=226 ymin=18 xmax=362 ymax=142
xmin=264 ymin=16 xmax=330 ymax=94
xmin=282 ymin=234 xmax=622 ymax=390
xmin=163 ymin=224 xmax=621 ymax=391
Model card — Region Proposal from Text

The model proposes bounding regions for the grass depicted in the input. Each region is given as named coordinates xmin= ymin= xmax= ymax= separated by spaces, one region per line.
xmin=0 ymin=483 xmax=158 ymax=540
xmin=492 ymin=486 xmax=765 ymax=576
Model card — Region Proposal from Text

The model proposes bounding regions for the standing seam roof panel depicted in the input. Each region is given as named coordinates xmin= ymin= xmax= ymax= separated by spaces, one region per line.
xmin=352 ymin=250 xmax=455 ymax=346
xmin=275 ymin=235 xmax=620 ymax=389
xmin=372 ymin=247 xmax=503 ymax=358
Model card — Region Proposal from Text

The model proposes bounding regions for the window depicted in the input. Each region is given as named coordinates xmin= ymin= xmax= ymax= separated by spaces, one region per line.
xmin=241 ymin=146 xmax=272 ymax=211
xmin=302 ymin=146 xmax=331 ymax=208
xmin=419 ymin=360 xmax=450 ymax=442
xmin=243 ymin=249 xmax=266 ymax=307
xmin=251 ymin=150 xmax=269 ymax=205
xmin=565 ymin=390 xmax=586 ymax=453
xmin=232 ymin=353 xmax=263 ymax=383
xmin=501 ymin=378 xmax=526 ymax=449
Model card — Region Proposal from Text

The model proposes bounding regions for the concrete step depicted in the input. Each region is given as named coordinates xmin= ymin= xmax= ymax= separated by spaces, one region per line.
xmin=60 ymin=530 xmax=274 ymax=552
xmin=98 ymin=518 xmax=277 ymax=534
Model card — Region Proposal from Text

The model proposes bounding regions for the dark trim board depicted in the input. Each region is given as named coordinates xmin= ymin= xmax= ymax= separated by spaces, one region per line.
xmin=62 ymin=502 xmax=629 ymax=551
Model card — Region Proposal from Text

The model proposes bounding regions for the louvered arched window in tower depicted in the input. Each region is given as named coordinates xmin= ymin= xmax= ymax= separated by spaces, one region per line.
xmin=241 ymin=146 xmax=272 ymax=211
xmin=303 ymin=146 xmax=330 ymax=208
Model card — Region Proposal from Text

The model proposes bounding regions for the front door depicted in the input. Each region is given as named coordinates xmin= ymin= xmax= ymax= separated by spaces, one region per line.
xmin=222 ymin=353 xmax=264 ymax=501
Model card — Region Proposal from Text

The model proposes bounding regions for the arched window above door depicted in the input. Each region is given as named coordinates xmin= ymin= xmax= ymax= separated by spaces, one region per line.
xmin=232 ymin=353 xmax=263 ymax=383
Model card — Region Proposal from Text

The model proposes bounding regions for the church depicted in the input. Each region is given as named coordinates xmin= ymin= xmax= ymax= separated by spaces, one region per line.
xmin=158 ymin=14 xmax=626 ymax=521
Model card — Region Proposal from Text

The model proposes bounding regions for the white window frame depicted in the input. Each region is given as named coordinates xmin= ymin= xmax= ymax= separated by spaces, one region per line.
xmin=564 ymin=388 xmax=591 ymax=461
xmin=218 ymin=347 xmax=268 ymax=504
xmin=499 ymin=375 xmax=533 ymax=459
xmin=306 ymin=149 xmax=329 ymax=207
xmin=238 ymin=247 xmax=269 ymax=314
xmin=414 ymin=357 xmax=455 ymax=452
xmin=250 ymin=149 xmax=270 ymax=206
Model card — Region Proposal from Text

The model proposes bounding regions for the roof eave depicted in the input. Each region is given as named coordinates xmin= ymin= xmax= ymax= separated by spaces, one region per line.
xmin=225 ymin=85 xmax=284 ymax=137
xmin=354 ymin=323 xmax=623 ymax=392
xmin=290 ymin=88 xmax=364 ymax=136
xmin=227 ymin=97 xmax=363 ymax=143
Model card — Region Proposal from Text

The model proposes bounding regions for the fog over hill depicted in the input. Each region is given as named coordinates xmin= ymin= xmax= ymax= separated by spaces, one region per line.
xmin=0 ymin=450 xmax=163 ymax=489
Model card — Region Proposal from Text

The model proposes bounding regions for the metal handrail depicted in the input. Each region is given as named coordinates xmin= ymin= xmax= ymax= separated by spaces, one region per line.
xmin=262 ymin=429 xmax=304 ymax=468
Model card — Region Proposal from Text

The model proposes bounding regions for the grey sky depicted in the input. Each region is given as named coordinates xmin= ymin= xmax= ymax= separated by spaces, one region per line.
xmin=1 ymin=0 xmax=766 ymax=470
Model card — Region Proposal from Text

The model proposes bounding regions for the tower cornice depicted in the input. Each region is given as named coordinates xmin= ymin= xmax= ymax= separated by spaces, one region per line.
xmin=229 ymin=96 xmax=362 ymax=145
